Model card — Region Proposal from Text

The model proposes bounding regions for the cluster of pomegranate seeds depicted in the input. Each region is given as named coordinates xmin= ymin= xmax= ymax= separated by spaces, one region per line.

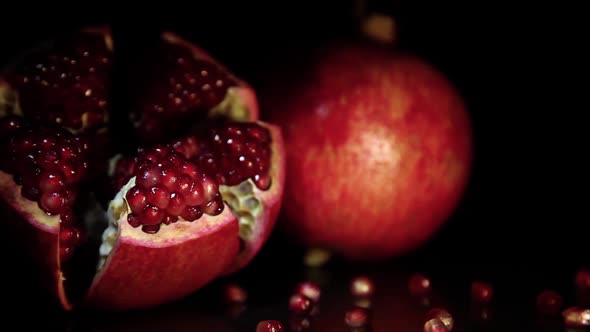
xmin=117 ymin=145 xmax=222 ymax=233
xmin=174 ymin=122 xmax=272 ymax=190
xmin=6 ymin=32 xmax=111 ymax=131
xmin=132 ymin=42 xmax=237 ymax=143
xmin=0 ymin=115 xmax=88 ymax=261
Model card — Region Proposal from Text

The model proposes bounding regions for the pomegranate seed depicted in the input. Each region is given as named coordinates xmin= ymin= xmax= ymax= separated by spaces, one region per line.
xmin=424 ymin=318 xmax=449 ymax=332
xmin=40 ymin=191 xmax=66 ymax=214
xmin=59 ymin=227 xmax=80 ymax=246
xmin=256 ymin=320 xmax=284 ymax=332
xmin=183 ymin=180 xmax=204 ymax=206
xmin=146 ymin=185 xmax=170 ymax=209
xmin=136 ymin=163 xmax=161 ymax=188
xmin=141 ymin=205 xmax=165 ymax=225
xmin=128 ymin=213 xmax=141 ymax=228
xmin=203 ymin=195 xmax=224 ymax=215
xmin=142 ymin=224 xmax=161 ymax=234
xmin=39 ymin=171 xmax=65 ymax=192
xmin=160 ymin=166 xmax=179 ymax=189
xmin=166 ymin=192 xmax=186 ymax=215
xmin=126 ymin=186 xmax=147 ymax=214
xmin=576 ymin=269 xmax=590 ymax=291
xmin=288 ymin=293 xmax=312 ymax=315
xmin=426 ymin=308 xmax=453 ymax=331
xmin=295 ymin=281 xmax=321 ymax=303
xmin=471 ymin=281 xmax=493 ymax=303
xmin=563 ymin=307 xmax=590 ymax=327
xmin=409 ymin=273 xmax=431 ymax=296
xmin=181 ymin=205 xmax=202 ymax=221
xmin=224 ymin=283 xmax=247 ymax=304
xmin=345 ymin=307 xmax=370 ymax=328
xmin=350 ymin=276 xmax=375 ymax=298
xmin=536 ymin=290 xmax=563 ymax=315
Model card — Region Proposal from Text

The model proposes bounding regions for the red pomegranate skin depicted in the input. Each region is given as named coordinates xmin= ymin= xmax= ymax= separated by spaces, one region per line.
xmin=265 ymin=43 xmax=472 ymax=259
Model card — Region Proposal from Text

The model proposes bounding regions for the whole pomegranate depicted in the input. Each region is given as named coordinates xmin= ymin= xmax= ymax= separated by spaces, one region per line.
xmin=262 ymin=42 xmax=472 ymax=260
xmin=0 ymin=27 xmax=285 ymax=310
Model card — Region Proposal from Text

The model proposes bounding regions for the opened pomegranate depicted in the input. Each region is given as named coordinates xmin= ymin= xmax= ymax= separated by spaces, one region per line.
xmin=0 ymin=27 xmax=285 ymax=311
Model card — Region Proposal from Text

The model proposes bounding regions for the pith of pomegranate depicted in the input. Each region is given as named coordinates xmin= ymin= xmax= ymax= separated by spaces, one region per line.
xmin=129 ymin=32 xmax=259 ymax=145
xmin=0 ymin=27 xmax=285 ymax=311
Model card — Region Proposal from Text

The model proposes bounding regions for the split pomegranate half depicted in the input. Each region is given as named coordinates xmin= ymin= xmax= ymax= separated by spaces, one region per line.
xmin=0 ymin=27 xmax=285 ymax=311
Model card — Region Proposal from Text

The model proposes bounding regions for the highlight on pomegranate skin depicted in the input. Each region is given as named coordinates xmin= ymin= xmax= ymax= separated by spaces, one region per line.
xmin=0 ymin=26 xmax=285 ymax=311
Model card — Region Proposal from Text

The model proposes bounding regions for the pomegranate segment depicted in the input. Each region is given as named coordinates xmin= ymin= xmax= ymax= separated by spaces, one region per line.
xmin=0 ymin=28 xmax=112 ymax=132
xmin=0 ymin=26 xmax=284 ymax=312
xmin=130 ymin=32 xmax=259 ymax=145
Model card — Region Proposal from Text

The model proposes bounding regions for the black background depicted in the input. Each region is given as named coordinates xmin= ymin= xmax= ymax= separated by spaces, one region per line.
xmin=0 ymin=1 xmax=586 ymax=331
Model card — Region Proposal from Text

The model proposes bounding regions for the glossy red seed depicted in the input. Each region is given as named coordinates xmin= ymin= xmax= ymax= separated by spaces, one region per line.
xmin=351 ymin=276 xmax=375 ymax=298
xmin=160 ymin=166 xmax=179 ymax=190
xmin=40 ymin=191 xmax=66 ymax=214
xmin=471 ymin=281 xmax=493 ymax=303
xmin=202 ymin=176 xmax=218 ymax=202
xmin=345 ymin=307 xmax=369 ymax=328
xmin=256 ymin=320 xmax=284 ymax=332
xmin=203 ymin=195 xmax=224 ymax=215
xmin=224 ymin=284 xmax=247 ymax=304
xmin=126 ymin=186 xmax=147 ymax=214
xmin=127 ymin=213 xmax=141 ymax=227
xmin=426 ymin=308 xmax=453 ymax=331
xmin=166 ymin=192 xmax=186 ymax=215
xmin=136 ymin=163 xmax=160 ymax=188
xmin=424 ymin=318 xmax=449 ymax=332
xmin=183 ymin=181 xmax=204 ymax=206
xmin=60 ymin=246 xmax=73 ymax=261
xmin=39 ymin=171 xmax=65 ymax=192
xmin=295 ymin=281 xmax=321 ymax=303
xmin=59 ymin=227 xmax=80 ymax=246
xmin=142 ymin=224 xmax=161 ymax=234
xmin=289 ymin=293 xmax=312 ymax=315
xmin=146 ymin=185 xmax=170 ymax=209
xmin=576 ymin=269 xmax=590 ymax=291
xmin=181 ymin=205 xmax=202 ymax=221
xmin=409 ymin=273 xmax=431 ymax=296
xmin=141 ymin=205 xmax=165 ymax=225
xmin=180 ymin=161 xmax=199 ymax=179
xmin=536 ymin=290 xmax=563 ymax=315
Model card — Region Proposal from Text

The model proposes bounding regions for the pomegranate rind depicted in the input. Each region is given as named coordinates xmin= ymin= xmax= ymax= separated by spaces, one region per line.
xmin=161 ymin=31 xmax=259 ymax=122
xmin=84 ymin=204 xmax=239 ymax=310
xmin=223 ymin=122 xmax=286 ymax=274
xmin=0 ymin=171 xmax=69 ymax=308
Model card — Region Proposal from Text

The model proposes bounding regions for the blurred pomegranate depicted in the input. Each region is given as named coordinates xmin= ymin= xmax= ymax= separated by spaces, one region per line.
xmin=261 ymin=41 xmax=472 ymax=260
